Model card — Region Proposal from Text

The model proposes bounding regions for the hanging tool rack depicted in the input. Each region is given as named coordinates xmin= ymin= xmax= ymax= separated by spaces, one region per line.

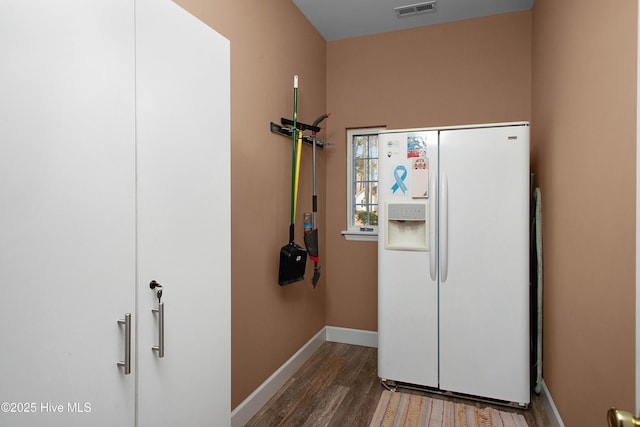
xmin=270 ymin=118 xmax=328 ymax=148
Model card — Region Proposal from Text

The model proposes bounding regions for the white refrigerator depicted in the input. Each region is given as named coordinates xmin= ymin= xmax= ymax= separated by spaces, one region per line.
xmin=377 ymin=122 xmax=530 ymax=406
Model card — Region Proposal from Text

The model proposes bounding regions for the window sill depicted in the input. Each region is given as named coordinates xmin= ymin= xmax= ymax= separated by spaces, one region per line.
xmin=341 ymin=230 xmax=378 ymax=242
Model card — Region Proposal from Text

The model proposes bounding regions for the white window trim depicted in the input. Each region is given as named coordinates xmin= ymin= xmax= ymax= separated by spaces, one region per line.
xmin=341 ymin=127 xmax=385 ymax=242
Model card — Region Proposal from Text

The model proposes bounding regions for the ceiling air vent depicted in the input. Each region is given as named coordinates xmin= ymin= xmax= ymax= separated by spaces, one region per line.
xmin=394 ymin=1 xmax=437 ymax=17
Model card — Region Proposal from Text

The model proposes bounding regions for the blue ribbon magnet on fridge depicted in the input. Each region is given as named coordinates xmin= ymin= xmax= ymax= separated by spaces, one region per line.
xmin=392 ymin=165 xmax=408 ymax=194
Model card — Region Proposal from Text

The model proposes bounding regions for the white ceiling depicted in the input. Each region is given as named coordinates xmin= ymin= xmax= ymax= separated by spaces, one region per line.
xmin=292 ymin=0 xmax=534 ymax=41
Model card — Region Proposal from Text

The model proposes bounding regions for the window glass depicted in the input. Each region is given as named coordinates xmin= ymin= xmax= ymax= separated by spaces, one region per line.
xmin=347 ymin=129 xmax=383 ymax=232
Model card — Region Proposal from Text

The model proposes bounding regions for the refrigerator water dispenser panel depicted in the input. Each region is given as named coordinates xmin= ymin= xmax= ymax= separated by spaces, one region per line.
xmin=385 ymin=202 xmax=429 ymax=251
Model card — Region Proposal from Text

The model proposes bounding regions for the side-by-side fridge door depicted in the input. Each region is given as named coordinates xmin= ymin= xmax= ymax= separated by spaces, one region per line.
xmin=438 ymin=125 xmax=530 ymax=405
xmin=377 ymin=130 xmax=439 ymax=388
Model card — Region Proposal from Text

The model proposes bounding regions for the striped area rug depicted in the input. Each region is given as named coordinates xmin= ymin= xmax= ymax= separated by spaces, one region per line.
xmin=369 ymin=390 xmax=529 ymax=427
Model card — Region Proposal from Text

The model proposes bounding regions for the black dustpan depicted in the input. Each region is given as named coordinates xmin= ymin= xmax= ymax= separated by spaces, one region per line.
xmin=278 ymin=240 xmax=307 ymax=285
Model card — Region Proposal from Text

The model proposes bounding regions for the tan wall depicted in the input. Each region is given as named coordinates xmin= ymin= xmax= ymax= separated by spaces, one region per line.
xmin=174 ymin=0 xmax=327 ymax=408
xmin=531 ymin=0 xmax=637 ymax=424
xmin=324 ymin=12 xmax=532 ymax=330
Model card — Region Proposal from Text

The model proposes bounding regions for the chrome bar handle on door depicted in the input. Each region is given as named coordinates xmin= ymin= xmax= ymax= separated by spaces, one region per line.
xmin=152 ymin=302 xmax=164 ymax=358
xmin=440 ymin=174 xmax=449 ymax=283
xmin=117 ymin=313 xmax=132 ymax=375
xmin=429 ymin=173 xmax=437 ymax=281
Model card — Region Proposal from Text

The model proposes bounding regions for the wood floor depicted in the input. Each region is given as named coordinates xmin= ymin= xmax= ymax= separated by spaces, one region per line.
xmin=246 ymin=341 xmax=552 ymax=427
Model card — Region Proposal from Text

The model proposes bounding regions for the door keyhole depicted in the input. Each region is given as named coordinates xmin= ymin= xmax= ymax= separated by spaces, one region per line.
xmin=150 ymin=280 xmax=163 ymax=303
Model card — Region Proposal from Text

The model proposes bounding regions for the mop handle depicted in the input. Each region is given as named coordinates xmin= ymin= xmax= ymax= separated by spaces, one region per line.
xmin=310 ymin=113 xmax=330 ymax=229
xmin=289 ymin=75 xmax=298 ymax=227
xmin=293 ymin=130 xmax=303 ymax=221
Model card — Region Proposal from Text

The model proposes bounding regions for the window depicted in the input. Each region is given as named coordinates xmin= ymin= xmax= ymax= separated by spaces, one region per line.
xmin=342 ymin=127 xmax=385 ymax=241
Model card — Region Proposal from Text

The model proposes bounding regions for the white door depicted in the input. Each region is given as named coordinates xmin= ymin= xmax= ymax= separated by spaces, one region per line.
xmin=0 ymin=2 xmax=136 ymax=426
xmin=438 ymin=125 xmax=530 ymax=404
xmin=377 ymin=131 xmax=439 ymax=388
xmin=136 ymin=1 xmax=231 ymax=425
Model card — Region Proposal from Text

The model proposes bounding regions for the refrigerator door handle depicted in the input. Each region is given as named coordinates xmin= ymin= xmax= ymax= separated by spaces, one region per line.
xmin=429 ymin=173 xmax=437 ymax=281
xmin=440 ymin=173 xmax=448 ymax=283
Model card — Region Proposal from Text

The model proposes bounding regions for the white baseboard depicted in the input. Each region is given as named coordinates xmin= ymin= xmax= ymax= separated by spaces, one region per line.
xmin=230 ymin=327 xmax=326 ymax=427
xmin=325 ymin=326 xmax=378 ymax=348
xmin=541 ymin=380 xmax=564 ymax=427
